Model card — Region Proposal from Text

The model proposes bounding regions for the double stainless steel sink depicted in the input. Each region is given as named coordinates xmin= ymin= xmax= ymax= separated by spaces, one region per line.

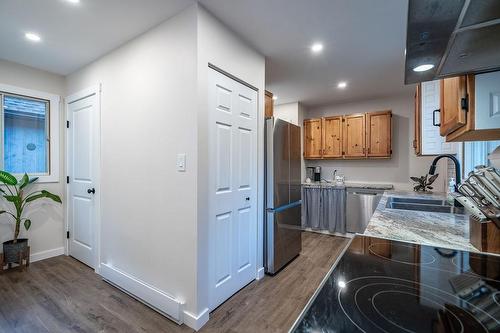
xmin=385 ymin=197 xmax=465 ymax=214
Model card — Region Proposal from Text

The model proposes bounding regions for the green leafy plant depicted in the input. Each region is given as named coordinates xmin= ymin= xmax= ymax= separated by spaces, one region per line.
xmin=410 ymin=174 xmax=439 ymax=192
xmin=0 ymin=170 xmax=61 ymax=243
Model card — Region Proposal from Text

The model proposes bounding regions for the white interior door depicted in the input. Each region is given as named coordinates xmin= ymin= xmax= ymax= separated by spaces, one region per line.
xmin=208 ymin=68 xmax=258 ymax=310
xmin=67 ymin=88 xmax=100 ymax=269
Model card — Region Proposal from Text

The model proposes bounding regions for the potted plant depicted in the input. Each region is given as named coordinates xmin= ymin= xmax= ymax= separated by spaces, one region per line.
xmin=0 ymin=171 xmax=61 ymax=265
xmin=410 ymin=174 xmax=439 ymax=192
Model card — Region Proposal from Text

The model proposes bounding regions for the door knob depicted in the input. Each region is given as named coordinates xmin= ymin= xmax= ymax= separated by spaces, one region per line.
xmin=87 ymin=188 xmax=96 ymax=194
xmin=245 ymin=197 xmax=250 ymax=201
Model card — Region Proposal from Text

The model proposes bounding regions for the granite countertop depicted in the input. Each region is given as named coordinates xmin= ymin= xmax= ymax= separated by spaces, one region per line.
xmin=302 ymin=181 xmax=394 ymax=190
xmin=363 ymin=190 xmax=477 ymax=252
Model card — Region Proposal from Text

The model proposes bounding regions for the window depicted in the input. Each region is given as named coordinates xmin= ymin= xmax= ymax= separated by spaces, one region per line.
xmin=2 ymin=94 xmax=49 ymax=174
xmin=0 ymin=84 xmax=60 ymax=182
xmin=463 ymin=140 xmax=500 ymax=176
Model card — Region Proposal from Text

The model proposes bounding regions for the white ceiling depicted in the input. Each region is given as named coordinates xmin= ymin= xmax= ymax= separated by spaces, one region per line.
xmin=200 ymin=0 xmax=415 ymax=107
xmin=0 ymin=0 xmax=414 ymax=106
xmin=0 ymin=0 xmax=194 ymax=75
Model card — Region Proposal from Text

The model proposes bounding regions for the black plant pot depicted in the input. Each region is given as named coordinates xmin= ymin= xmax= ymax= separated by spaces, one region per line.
xmin=3 ymin=238 xmax=28 ymax=264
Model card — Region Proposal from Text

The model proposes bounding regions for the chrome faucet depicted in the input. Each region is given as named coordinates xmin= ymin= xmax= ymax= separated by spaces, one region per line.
xmin=333 ymin=169 xmax=337 ymax=182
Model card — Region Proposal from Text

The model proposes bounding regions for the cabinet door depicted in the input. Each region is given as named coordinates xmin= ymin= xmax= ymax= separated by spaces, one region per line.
xmin=414 ymin=84 xmax=421 ymax=155
xmin=265 ymin=91 xmax=273 ymax=118
xmin=440 ymin=76 xmax=467 ymax=136
xmin=366 ymin=111 xmax=392 ymax=158
xmin=446 ymin=74 xmax=500 ymax=142
xmin=343 ymin=114 xmax=366 ymax=158
xmin=303 ymin=119 xmax=322 ymax=158
xmin=420 ymin=80 xmax=458 ymax=154
xmin=322 ymin=116 xmax=343 ymax=158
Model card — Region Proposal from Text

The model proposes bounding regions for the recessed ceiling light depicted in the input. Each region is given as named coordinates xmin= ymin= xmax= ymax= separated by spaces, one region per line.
xmin=272 ymin=96 xmax=278 ymax=101
xmin=66 ymin=0 xmax=80 ymax=3
xmin=311 ymin=43 xmax=324 ymax=53
xmin=413 ymin=64 xmax=434 ymax=72
xmin=25 ymin=32 xmax=41 ymax=42
xmin=337 ymin=81 xmax=347 ymax=89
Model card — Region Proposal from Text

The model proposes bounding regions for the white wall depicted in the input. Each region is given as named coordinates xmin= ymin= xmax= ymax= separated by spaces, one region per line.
xmin=0 ymin=59 xmax=65 ymax=260
xmin=305 ymin=93 xmax=447 ymax=191
xmin=65 ymin=4 xmax=265 ymax=329
xmin=275 ymin=102 xmax=306 ymax=180
xmin=65 ymin=4 xmax=199 ymax=318
xmin=275 ymin=102 xmax=300 ymax=125
xmin=195 ymin=4 xmax=266 ymax=322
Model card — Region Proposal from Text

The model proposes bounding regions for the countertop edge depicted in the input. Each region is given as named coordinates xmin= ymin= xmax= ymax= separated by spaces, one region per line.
xmin=363 ymin=190 xmax=477 ymax=252
xmin=302 ymin=182 xmax=394 ymax=190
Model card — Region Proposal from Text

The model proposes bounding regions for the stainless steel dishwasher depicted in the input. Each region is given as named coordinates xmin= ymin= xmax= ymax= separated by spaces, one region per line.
xmin=346 ymin=187 xmax=384 ymax=233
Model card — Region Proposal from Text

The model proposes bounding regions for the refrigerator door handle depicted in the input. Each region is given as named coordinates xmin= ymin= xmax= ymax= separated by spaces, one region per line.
xmin=266 ymin=200 xmax=301 ymax=213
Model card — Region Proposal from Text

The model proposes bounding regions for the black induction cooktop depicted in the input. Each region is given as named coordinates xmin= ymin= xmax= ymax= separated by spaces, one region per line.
xmin=292 ymin=235 xmax=500 ymax=333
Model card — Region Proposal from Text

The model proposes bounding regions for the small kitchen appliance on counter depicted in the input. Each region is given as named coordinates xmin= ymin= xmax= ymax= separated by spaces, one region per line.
xmin=292 ymin=235 xmax=500 ymax=332
xmin=314 ymin=166 xmax=321 ymax=182
xmin=306 ymin=167 xmax=315 ymax=182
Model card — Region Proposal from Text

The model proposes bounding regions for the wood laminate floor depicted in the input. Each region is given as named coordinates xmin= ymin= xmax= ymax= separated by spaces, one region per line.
xmin=0 ymin=232 xmax=349 ymax=333
xmin=201 ymin=232 xmax=350 ymax=333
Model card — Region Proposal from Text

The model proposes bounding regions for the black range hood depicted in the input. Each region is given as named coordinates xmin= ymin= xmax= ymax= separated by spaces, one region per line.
xmin=405 ymin=0 xmax=500 ymax=84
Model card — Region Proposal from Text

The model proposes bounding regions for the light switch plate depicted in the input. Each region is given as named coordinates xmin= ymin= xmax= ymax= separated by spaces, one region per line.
xmin=177 ymin=153 xmax=186 ymax=172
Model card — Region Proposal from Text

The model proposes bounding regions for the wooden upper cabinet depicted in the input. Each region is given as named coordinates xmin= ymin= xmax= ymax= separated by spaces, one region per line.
xmin=303 ymin=119 xmax=323 ymax=158
xmin=265 ymin=91 xmax=274 ymax=119
xmin=322 ymin=116 xmax=343 ymax=158
xmin=303 ymin=111 xmax=393 ymax=160
xmin=440 ymin=76 xmax=467 ymax=136
xmin=366 ymin=111 xmax=392 ymax=158
xmin=414 ymin=81 xmax=458 ymax=155
xmin=414 ymin=84 xmax=421 ymax=155
xmin=343 ymin=114 xmax=366 ymax=158
xmin=445 ymin=73 xmax=500 ymax=142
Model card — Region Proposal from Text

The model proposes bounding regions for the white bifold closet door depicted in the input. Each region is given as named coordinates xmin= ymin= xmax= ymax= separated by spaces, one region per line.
xmin=208 ymin=68 xmax=258 ymax=310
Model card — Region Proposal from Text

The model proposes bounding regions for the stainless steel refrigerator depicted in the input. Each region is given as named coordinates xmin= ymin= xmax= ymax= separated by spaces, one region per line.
xmin=265 ymin=118 xmax=302 ymax=275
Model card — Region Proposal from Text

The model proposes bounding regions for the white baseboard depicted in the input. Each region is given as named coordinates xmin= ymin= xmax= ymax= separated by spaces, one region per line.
xmin=183 ymin=308 xmax=209 ymax=331
xmin=30 ymin=247 xmax=65 ymax=263
xmin=256 ymin=267 xmax=265 ymax=280
xmin=100 ymin=263 xmax=184 ymax=324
